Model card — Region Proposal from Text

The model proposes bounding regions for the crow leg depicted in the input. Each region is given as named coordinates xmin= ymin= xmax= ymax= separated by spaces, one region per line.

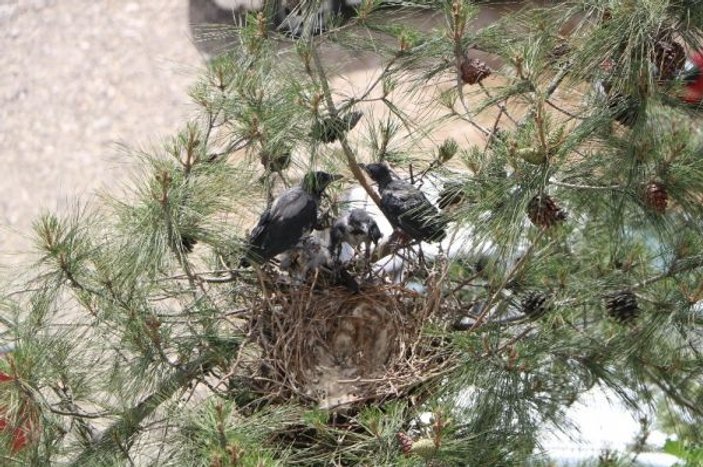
xmin=417 ymin=242 xmax=427 ymax=268
xmin=363 ymin=241 xmax=372 ymax=278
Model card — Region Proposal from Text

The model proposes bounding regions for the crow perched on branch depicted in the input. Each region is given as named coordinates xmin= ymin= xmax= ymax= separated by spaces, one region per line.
xmin=241 ymin=171 xmax=342 ymax=266
xmin=360 ymin=162 xmax=447 ymax=242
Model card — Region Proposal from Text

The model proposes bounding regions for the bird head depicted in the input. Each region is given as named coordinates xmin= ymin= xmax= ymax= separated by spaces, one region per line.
xmin=302 ymin=171 xmax=343 ymax=195
xmin=359 ymin=162 xmax=393 ymax=187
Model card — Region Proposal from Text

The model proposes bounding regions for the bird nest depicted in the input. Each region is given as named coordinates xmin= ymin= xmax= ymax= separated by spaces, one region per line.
xmin=247 ymin=276 xmax=454 ymax=409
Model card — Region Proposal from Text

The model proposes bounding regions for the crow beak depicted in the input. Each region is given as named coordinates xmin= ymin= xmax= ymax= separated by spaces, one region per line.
xmin=331 ymin=173 xmax=343 ymax=182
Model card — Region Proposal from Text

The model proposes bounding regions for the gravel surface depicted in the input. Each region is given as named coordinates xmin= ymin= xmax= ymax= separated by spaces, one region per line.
xmin=0 ymin=0 xmax=525 ymax=273
xmin=1 ymin=0 xmax=205 ymax=268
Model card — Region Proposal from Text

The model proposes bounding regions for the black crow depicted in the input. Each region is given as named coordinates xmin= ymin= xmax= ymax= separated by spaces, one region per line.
xmin=241 ymin=171 xmax=342 ymax=266
xmin=361 ymin=162 xmax=447 ymax=242
xmin=329 ymin=208 xmax=382 ymax=262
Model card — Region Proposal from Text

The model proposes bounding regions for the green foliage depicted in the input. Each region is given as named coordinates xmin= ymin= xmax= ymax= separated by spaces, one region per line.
xmin=663 ymin=439 xmax=703 ymax=466
xmin=1 ymin=0 xmax=703 ymax=465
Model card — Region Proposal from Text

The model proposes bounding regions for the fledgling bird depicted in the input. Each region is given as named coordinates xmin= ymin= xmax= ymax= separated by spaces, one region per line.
xmin=361 ymin=163 xmax=447 ymax=242
xmin=240 ymin=171 xmax=342 ymax=266
xmin=329 ymin=208 xmax=382 ymax=263
xmin=279 ymin=235 xmax=331 ymax=280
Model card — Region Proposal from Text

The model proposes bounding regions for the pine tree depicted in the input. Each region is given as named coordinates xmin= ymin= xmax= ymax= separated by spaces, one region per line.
xmin=2 ymin=0 xmax=703 ymax=465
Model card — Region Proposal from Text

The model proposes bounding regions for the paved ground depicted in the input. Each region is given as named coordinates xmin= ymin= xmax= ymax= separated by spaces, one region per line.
xmin=0 ymin=0 xmax=526 ymax=272
xmin=0 ymin=0 xmax=207 ymax=268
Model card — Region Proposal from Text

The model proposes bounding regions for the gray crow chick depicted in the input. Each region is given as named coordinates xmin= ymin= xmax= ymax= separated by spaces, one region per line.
xmin=241 ymin=171 xmax=342 ymax=266
xmin=361 ymin=163 xmax=447 ymax=242
xmin=329 ymin=208 xmax=382 ymax=262
xmin=280 ymin=235 xmax=331 ymax=280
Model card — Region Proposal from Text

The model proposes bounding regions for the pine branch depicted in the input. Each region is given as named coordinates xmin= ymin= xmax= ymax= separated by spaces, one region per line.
xmin=309 ymin=41 xmax=382 ymax=207
xmin=635 ymin=254 xmax=703 ymax=289
xmin=70 ymin=351 xmax=223 ymax=465
xmin=642 ymin=365 xmax=702 ymax=418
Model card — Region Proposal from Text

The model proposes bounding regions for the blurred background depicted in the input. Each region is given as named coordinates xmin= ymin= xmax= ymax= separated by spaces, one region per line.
xmin=0 ymin=0 xmax=221 ymax=267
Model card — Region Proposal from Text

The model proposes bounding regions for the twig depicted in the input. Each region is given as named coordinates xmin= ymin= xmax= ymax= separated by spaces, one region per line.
xmin=70 ymin=353 xmax=221 ymax=466
xmin=634 ymin=255 xmax=703 ymax=289
xmin=309 ymin=40 xmax=382 ymax=207
xmin=480 ymin=326 xmax=534 ymax=358
xmin=551 ymin=180 xmax=624 ymax=191
xmin=479 ymin=82 xmax=519 ymax=125
xmin=468 ymin=230 xmax=545 ymax=332
xmin=546 ymin=99 xmax=584 ymax=120
xmin=642 ymin=366 xmax=703 ymax=417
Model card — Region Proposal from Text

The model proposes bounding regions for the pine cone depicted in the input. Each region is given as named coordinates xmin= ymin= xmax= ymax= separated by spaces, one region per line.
xmin=527 ymin=194 xmax=567 ymax=229
xmin=605 ymin=290 xmax=640 ymax=323
xmin=409 ymin=438 xmax=437 ymax=458
xmin=397 ymin=432 xmax=414 ymax=455
xmin=438 ymin=181 xmax=464 ymax=210
xmin=310 ymin=111 xmax=363 ymax=143
xmin=521 ymin=291 xmax=550 ymax=318
xmin=643 ymin=181 xmax=668 ymax=214
xmin=460 ymin=58 xmax=491 ymax=85
xmin=653 ymin=38 xmax=686 ymax=81
xmin=596 ymin=77 xmax=640 ymax=127
xmin=260 ymin=148 xmax=292 ymax=173
xmin=548 ymin=42 xmax=571 ymax=62
xmin=608 ymin=93 xmax=640 ymax=127
xmin=179 ymin=233 xmax=198 ymax=254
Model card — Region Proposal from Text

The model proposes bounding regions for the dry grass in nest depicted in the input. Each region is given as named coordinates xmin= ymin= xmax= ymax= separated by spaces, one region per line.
xmin=247 ymin=276 xmax=456 ymax=409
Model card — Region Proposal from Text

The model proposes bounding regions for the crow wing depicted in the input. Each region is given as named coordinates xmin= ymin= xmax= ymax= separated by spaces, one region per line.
xmin=381 ymin=180 xmax=447 ymax=242
xmin=246 ymin=187 xmax=319 ymax=263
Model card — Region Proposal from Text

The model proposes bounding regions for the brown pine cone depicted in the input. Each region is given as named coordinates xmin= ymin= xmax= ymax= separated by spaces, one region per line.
xmin=653 ymin=38 xmax=686 ymax=81
xmin=397 ymin=432 xmax=414 ymax=455
xmin=460 ymin=58 xmax=491 ymax=85
xmin=548 ymin=42 xmax=571 ymax=62
xmin=643 ymin=181 xmax=668 ymax=214
xmin=527 ymin=194 xmax=567 ymax=229
xmin=605 ymin=290 xmax=640 ymax=323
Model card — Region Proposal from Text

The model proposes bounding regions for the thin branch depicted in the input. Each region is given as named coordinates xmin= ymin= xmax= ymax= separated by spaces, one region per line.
xmin=468 ymin=230 xmax=545 ymax=332
xmin=551 ymin=180 xmax=625 ymax=191
xmin=642 ymin=366 xmax=703 ymax=417
xmin=309 ymin=39 xmax=382 ymax=207
xmin=70 ymin=352 xmax=222 ymax=466
xmin=634 ymin=255 xmax=703 ymax=289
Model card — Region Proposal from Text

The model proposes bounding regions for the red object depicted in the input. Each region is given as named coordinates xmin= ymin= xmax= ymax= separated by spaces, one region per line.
xmin=682 ymin=51 xmax=703 ymax=104
xmin=0 ymin=371 xmax=31 ymax=453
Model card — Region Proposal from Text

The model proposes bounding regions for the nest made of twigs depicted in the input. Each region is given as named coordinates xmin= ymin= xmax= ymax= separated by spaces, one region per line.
xmin=247 ymin=276 xmax=453 ymax=409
